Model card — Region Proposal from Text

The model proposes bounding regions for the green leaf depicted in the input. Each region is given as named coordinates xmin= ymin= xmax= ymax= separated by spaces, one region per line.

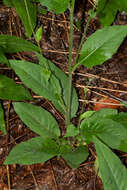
xmin=36 ymin=53 xmax=78 ymax=118
xmin=62 ymin=145 xmax=89 ymax=168
xmin=94 ymin=136 xmax=127 ymax=190
xmin=64 ymin=124 xmax=79 ymax=137
xmin=40 ymin=0 xmax=69 ymax=14
xmin=0 ymin=35 xmax=40 ymax=53
xmin=97 ymin=0 xmax=118 ymax=27
xmin=4 ymin=137 xmax=59 ymax=165
xmin=90 ymin=108 xmax=117 ymax=119
xmin=107 ymin=112 xmax=127 ymax=152
xmin=79 ymin=110 xmax=95 ymax=121
xmin=35 ymin=26 xmax=43 ymax=43
xmin=80 ymin=109 xmax=127 ymax=149
xmin=107 ymin=112 xmax=127 ymax=130
xmin=97 ymin=0 xmax=127 ymax=27
xmin=0 ymin=48 xmax=9 ymax=66
xmin=78 ymin=26 xmax=127 ymax=68
xmin=0 ymin=103 xmax=6 ymax=134
xmin=0 ymin=75 xmax=33 ymax=101
xmin=10 ymin=60 xmax=66 ymax=114
xmin=12 ymin=0 xmax=37 ymax=37
xmin=13 ymin=102 xmax=60 ymax=139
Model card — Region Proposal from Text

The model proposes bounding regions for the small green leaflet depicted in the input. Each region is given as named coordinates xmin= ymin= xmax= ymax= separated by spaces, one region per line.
xmin=94 ymin=136 xmax=127 ymax=190
xmin=35 ymin=26 xmax=43 ymax=43
xmin=0 ymin=103 xmax=6 ymax=134
xmin=0 ymin=75 xmax=33 ymax=101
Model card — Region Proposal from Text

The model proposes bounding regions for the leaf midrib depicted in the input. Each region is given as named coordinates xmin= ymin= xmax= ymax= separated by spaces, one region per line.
xmin=79 ymin=29 xmax=125 ymax=65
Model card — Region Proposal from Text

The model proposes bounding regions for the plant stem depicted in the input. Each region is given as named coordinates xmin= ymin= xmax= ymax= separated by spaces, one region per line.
xmin=66 ymin=0 xmax=75 ymax=126
xmin=73 ymin=17 xmax=91 ymax=69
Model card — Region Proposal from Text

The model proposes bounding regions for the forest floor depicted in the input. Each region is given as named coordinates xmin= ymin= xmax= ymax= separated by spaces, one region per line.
xmin=0 ymin=0 xmax=127 ymax=189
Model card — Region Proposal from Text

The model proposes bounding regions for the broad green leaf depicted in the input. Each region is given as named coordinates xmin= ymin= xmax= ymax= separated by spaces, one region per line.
xmin=62 ymin=145 xmax=89 ymax=168
xmin=97 ymin=0 xmax=118 ymax=27
xmin=94 ymin=136 xmax=127 ymax=190
xmin=10 ymin=60 xmax=65 ymax=115
xmin=35 ymin=26 xmax=43 ymax=43
xmin=0 ymin=35 xmax=40 ymax=53
xmin=13 ymin=0 xmax=37 ymax=37
xmin=97 ymin=0 xmax=127 ymax=27
xmin=36 ymin=53 xmax=78 ymax=118
xmin=40 ymin=0 xmax=69 ymax=14
xmin=4 ymin=137 xmax=59 ymax=165
xmin=0 ymin=103 xmax=6 ymax=134
xmin=13 ymin=102 xmax=60 ymax=139
xmin=78 ymin=26 xmax=127 ymax=68
xmin=0 ymin=75 xmax=33 ymax=101
xmin=80 ymin=110 xmax=127 ymax=149
xmin=64 ymin=124 xmax=79 ymax=137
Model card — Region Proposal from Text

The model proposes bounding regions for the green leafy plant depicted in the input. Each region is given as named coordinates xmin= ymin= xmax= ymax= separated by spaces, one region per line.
xmin=1 ymin=0 xmax=127 ymax=190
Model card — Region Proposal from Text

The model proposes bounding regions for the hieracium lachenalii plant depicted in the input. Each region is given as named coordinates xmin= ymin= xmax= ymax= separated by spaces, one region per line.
xmin=1 ymin=0 xmax=127 ymax=189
